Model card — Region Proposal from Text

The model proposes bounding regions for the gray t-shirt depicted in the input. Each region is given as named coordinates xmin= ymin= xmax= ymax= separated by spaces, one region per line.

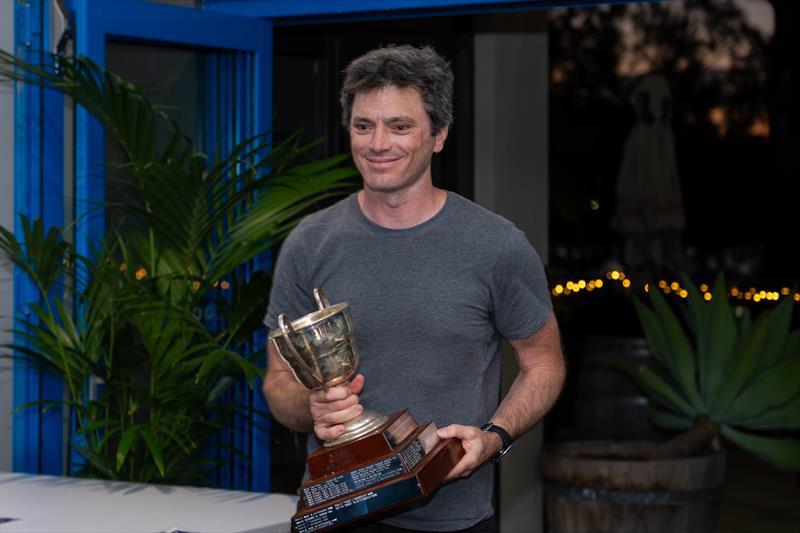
xmin=265 ymin=191 xmax=552 ymax=531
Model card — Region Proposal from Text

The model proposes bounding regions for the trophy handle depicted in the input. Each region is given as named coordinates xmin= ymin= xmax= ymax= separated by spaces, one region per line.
xmin=313 ymin=288 xmax=330 ymax=310
xmin=278 ymin=313 xmax=328 ymax=391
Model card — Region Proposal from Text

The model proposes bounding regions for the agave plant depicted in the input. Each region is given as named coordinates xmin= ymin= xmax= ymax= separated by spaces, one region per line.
xmin=622 ymin=273 xmax=800 ymax=471
xmin=0 ymin=50 xmax=357 ymax=483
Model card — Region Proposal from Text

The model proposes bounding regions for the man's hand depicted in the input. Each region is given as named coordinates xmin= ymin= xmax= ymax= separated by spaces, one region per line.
xmin=309 ymin=374 xmax=365 ymax=442
xmin=436 ymin=424 xmax=502 ymax=481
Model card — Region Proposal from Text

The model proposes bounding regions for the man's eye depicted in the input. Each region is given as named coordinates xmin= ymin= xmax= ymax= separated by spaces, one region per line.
xmin=393 ymin=124 xmax=410 ymax=132
xmin=353 ymin=123 xmax=370 ymax=132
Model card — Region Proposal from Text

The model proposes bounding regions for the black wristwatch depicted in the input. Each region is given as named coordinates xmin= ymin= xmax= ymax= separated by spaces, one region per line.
xmin=480 ymin=422 xmax=514 ymax=463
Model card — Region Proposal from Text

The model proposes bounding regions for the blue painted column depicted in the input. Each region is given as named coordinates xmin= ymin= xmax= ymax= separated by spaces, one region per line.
xmin=250 ymin=19 xmax=273 ymax=493
xmin=0 ymin=0 xmax=18 ymax=475
xmin=12 ymin=0 xmax=66 ymax=475
xmin=73 ymin=0 xmax=105 ymax=264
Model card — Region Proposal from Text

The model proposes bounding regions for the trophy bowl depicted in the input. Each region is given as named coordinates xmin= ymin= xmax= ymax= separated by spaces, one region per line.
xmin=269 ymin=288 xmax=387 ymax=446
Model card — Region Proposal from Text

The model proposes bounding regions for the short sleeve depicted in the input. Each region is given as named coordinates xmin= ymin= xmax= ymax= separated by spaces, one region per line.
xmin=490 ymin=228 xmax=553 ymax=340
xmin=263 ymin=225 xmax=315 ymax=332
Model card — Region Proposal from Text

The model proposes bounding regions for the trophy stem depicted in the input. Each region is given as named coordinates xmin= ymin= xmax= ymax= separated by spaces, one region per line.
xmin=324 ymin=409 xmax=388 ymax=447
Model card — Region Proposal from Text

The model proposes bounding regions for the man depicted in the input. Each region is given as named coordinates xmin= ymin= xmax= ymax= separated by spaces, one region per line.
xmin=263 ymin=45 xmax=565 ymax=533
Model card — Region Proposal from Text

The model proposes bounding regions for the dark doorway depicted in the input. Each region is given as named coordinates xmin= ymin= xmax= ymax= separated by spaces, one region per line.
xmin=274 ymin=16 xmax=475 ymax=200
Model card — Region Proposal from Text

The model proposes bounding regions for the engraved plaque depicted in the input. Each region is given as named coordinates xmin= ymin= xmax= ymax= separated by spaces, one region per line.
xmin=293 ymin=435 xmax=464 ymax=533
xmin=300 ymin=422 xmax=441 ymax=508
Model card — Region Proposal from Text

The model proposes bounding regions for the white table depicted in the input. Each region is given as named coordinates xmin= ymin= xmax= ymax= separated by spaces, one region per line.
xmin=0 ymin=472 xmax=298 ymax=533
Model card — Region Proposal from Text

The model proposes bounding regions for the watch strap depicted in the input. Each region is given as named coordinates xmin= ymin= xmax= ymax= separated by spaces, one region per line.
xmin=480 ymin=422 xmax=514 ymax=462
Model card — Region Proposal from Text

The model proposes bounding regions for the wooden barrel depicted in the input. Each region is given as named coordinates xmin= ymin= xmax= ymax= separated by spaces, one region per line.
xmin=542 ymin=441 xmax=726 ymax=533
xmin=575 ymin=337 xmax=660 ymax=441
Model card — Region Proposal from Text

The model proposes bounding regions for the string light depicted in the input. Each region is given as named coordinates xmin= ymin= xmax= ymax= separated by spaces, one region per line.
xmin=117 ymin=263 xmax=232 ymax=290
xmin=550 ymin=270 xmax=799 ymax=304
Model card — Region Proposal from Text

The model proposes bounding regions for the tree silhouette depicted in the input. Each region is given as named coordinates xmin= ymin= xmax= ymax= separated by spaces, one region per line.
xmin=549 ymin=0 xmax=797 ymax=278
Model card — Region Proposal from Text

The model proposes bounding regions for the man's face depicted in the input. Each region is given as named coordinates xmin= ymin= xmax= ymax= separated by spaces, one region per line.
xmin=349 ymin=85 xmax=448 ymax=194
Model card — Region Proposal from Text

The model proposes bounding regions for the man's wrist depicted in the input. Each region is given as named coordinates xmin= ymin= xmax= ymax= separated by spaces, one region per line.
xmin=480 ymin=422 xmax=514 ymax=462
xmin=485 ymin=429 xmax=503 ymax=456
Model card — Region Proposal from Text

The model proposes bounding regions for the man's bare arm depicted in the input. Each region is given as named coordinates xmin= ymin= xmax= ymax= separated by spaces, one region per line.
xmin=490 ymin=313 xmax=566 ymax=438
xmin=438 ymin=313 xmax=566 ymax=479
xmin=263 ymin=342 xmax=366 ymax=438
xmin=263 ymin=342 xmax=314 ymax=433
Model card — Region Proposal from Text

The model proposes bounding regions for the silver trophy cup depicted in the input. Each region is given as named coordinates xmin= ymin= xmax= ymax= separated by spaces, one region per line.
xmin=269 ymin=288 xmax=387 ymax=447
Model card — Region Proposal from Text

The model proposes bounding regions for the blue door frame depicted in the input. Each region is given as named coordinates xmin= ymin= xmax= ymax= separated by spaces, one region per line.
xmin=73 ymin=0 xmax=272 ymax=258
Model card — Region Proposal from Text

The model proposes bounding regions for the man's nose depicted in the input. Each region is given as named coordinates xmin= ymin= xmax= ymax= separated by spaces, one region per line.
xmin=369 ymin=125 xmax=391 ymax=152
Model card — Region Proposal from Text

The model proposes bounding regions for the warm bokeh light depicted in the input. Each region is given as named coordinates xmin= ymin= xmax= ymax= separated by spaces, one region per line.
xmin=708 ymin=106 xmax=728 ymax=137
xmin=135 ymin=267 xmax=147 ymax=280
xmin=548 ymin=272 xmax=795 ymax=305
xmin=749 ymin=116 xmax=770 ymax=137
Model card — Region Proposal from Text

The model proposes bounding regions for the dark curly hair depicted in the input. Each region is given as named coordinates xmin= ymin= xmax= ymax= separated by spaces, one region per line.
xmin=340 ymin=45 xmax=454 ymax=136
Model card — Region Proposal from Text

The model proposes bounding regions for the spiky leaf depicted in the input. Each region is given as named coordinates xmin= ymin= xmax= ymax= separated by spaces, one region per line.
xmin=647 ymin=288 xmax=704 ymax=411
xmin=721 ymin=425 xmax=800 ymax=472
xmin=728 ymin=354 xmax=800 ymax=421
xmin=704 ymin=274 xmax=737 ymax=403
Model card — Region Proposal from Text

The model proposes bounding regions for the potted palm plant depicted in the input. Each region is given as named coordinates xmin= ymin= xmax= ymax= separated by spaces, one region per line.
xmin=543 ymin=273 xmax=800 ymax=533
xmin=0 ymin=50 xmax=356 ymax=484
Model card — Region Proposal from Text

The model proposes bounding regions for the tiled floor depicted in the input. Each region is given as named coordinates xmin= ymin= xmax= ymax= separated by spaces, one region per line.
xmin=718 ymin=448 xmax=800 ymax=533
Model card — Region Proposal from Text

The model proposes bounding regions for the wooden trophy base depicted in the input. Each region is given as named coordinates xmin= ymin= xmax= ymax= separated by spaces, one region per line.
xmin=291 ymin=410 xmax=464 ymax=533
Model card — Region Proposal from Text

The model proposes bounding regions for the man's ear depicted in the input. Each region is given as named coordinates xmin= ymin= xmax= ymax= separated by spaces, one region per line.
xmin=433 ymin=126 xmax=449 ymax=153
